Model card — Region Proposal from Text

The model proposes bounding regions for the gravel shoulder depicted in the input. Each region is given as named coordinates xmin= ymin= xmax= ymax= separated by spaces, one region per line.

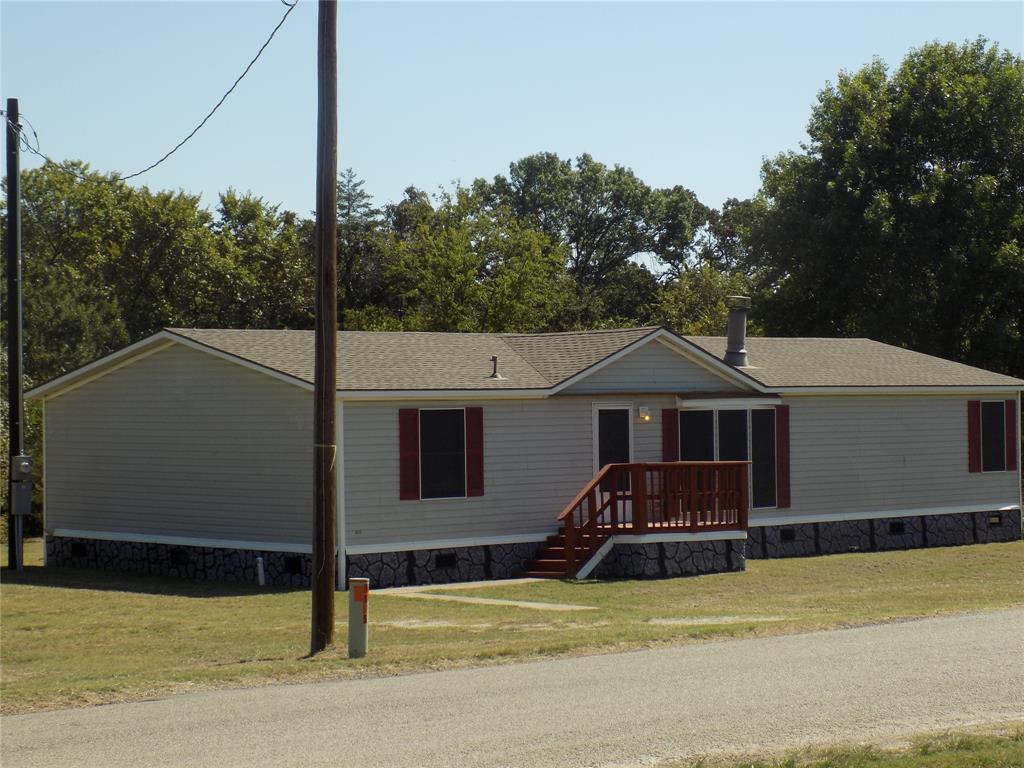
xmin=3 ymin=608 xmax=1023 ymax=768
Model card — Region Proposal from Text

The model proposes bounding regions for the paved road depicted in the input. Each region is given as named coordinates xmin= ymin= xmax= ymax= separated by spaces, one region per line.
xmin=4 ymin=610 xmax=1023 ymax=768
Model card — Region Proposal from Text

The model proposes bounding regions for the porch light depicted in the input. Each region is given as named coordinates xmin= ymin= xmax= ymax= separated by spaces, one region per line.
xmin=638 ymin=406 xmax=651 ymax=423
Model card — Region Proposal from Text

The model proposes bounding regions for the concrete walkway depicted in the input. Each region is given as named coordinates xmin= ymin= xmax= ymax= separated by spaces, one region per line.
xmin=4 ymin=609 xmax=1023 ymax=768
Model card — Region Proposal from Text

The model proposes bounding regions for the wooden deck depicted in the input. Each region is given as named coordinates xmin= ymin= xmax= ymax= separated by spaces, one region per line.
xmin=524 ymin=462 xmax=749 ymax=578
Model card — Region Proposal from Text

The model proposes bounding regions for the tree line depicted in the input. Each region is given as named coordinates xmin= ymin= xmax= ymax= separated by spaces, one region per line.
xmin=1 ymin=38 xmax=1022 ymax=516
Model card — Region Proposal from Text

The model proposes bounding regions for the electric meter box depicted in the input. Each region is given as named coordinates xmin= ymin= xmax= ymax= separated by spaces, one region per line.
xmin=10 ymin=455 xmax=33 ymax=516
xmin=11 ymin=455 xmax=32 ymax=482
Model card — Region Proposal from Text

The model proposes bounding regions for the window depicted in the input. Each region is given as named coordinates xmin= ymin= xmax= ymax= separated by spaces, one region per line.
xmin=679 ymin=407 xmax=778 ymax=509
xmin=680 ymin=410 xmax=714 ymax=460
xmin=718 ymin=410 xmax=748 ymax=461
xmin=419 ymin=409 xmax=466 ymax=499
xmin=981 ymin=401 xmax=1006 ymax=472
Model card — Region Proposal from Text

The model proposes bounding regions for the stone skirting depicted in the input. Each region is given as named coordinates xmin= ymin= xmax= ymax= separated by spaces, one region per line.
xmin=345 ymin=542 xmax=540 ymax=588
xmin=745 ymin=509 xmax=1022 ymax=559
xmin=46 ymin=537 xmax=314 ymax=587
xmin=45 ymin=536 xmax=541 ymax=589
xmin=594 ymin=539 xmax=745 ymax=580
xmin=44 ymin=508 xmax=1020 ymax=587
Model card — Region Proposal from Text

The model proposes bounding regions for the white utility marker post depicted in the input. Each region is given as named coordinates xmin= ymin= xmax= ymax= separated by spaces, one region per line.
xmin=348 ymin=577 xmax=369 ymax=658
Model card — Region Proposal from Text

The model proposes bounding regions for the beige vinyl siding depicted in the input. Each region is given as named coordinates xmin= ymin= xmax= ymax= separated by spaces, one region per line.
xmin=343 ymin=395 xmax=675 ymax=547
xmin=45 ymin=344 xmax=312 ymax=545
xmin=564 ymin=340 xmax=745 ymax=394
xmin=760 ymin=394 xmax=1021 ymax=523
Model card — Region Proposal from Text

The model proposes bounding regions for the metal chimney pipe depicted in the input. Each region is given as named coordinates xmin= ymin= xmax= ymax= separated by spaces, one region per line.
xmin=724 ymin=296 xmax=751 ymax=367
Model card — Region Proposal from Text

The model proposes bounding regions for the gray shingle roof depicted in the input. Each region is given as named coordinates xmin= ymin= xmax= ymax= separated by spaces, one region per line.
xmin=500 ymin=327 xmax=658 ymax=384
xmin=169 ymin=329 xmax=552 ymax=390
xmin=685 ymin=336 xmax=1024 ymax=388
xmin=160 ymin=327 xmax=1024 ymax=392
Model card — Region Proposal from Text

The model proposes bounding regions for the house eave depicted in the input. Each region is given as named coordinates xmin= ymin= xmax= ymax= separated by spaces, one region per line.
xmin=769 ymin=385 xmax=1024 ymax=396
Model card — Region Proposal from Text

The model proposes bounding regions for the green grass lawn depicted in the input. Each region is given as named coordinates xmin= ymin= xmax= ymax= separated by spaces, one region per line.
xmin=2 ymin=538 xmax=1022 ymax=714
xmin=671 ymin=728 xmax=1024 ymax=768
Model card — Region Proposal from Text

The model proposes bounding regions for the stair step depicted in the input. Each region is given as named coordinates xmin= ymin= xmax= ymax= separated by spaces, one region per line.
xmin=537 ymin=546 xmax=589 ymax=558
xmin=530 ymin=558 xmax=569 ymax=570
xmin=523 ymin=570 xmax=567 ymax=579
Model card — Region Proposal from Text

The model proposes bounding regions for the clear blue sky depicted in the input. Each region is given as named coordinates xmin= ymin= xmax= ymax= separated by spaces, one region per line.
xmin=3 ymin=1 xmax=1021 ymax=215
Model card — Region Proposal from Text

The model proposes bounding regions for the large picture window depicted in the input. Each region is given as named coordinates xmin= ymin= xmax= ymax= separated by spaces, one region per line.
xmin=679 ymin=407 xmax=778 ymax=509
xmin=981 ymin=401 xmax=1007 ymax=473
xmin=419 ymin=409 xmax=466 ymax=499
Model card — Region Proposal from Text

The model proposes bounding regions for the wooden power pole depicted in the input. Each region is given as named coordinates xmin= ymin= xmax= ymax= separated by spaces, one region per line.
xmin=310 ymin=0 xmax=338 ymax=654
xmin=5 ymin=97 xmax=25 ymax=572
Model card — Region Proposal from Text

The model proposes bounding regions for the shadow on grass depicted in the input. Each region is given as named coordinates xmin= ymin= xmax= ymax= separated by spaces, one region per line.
xmin=0 ymin=562 xmax=306 ymax=598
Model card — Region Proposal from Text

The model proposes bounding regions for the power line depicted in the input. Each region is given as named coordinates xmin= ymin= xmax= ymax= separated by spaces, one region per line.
xmin=3 ymin=0 xmax=298 ymax=184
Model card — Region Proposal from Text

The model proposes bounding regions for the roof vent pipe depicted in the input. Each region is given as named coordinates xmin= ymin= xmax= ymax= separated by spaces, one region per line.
xmin=724 ymin=296 xmax=751 ymax=367
xmin=489 ymin=355 xmax=504 ymax=380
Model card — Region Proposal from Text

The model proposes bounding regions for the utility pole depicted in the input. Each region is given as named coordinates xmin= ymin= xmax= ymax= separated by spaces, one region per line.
xmin=5 ymin=97 xmax=26 ymax=572
xmin=310 ymin=0 xmax=338 ymax=654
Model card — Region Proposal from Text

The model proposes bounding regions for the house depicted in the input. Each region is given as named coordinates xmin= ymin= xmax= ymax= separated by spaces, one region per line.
xmin=27 ymin=300 xmax=1022 ymax=587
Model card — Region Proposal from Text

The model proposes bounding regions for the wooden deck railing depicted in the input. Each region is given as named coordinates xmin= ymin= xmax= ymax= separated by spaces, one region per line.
xmin=558 ymin=462 xmax=749 ymax=576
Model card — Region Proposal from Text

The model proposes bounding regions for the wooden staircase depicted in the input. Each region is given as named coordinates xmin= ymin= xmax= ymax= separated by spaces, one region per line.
xmin=522 ymin=528 xmax=584 ymax=578
xmin=522 ymin=461 xmax=750 ymax=580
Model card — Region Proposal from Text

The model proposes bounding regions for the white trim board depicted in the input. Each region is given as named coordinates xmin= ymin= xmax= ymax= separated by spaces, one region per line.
xmin=337 ymin=389 xmax=549 ymax=401
xmin=27 ymin=330 xmax=314 ymax=401
xmin=28 ymin=337 xmax=176 ymax=401
xmin=48 ymin=529 xmax=314 ymax=554
xmin=677 ymin=396 xmax=781 ymax=410
xmin=774 ymin=387 xmax=1024 ymax=396
xmin=48 ymin=529 xmax=556 ymax=556
xmin=345 ymin=533 xmax=551 ymax=555
xmin=750 ymin=503 xmax=1022 ymax=528
xmin=164 ymin=333 xmax=313 ymax=392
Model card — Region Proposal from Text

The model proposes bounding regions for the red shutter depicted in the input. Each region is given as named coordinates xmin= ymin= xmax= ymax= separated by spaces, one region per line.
xmin=1005 ymin=399 xmax=1018 ymax=472
xmin=465 ymin=407 xmax=484 ymax=497
xmin=967 ymin=400 xmax=982 ymax=473
xmin=775 ymin=404 xmax=791 ymax=508
xmin=662 ymin=409 xmax=679 ymax=461
xmin=399 ymin=409 xmax=420 ymax=500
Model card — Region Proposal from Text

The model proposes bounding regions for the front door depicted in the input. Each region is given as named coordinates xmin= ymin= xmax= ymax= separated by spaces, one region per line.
xmin=596 ymin=406 xmax=632 ymax=492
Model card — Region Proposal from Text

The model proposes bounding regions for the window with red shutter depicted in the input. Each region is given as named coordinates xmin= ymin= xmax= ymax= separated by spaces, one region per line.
xmin=419 ymin=409 xmax=466 ymax=499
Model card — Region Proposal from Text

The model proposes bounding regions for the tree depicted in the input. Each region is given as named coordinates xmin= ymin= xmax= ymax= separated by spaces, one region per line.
xmin=352 ymin=189 xmax=567 ymax=333
xmin=212 ymin=190 xmax=314 ymax=329
xmin=8 ymin=162 xmax=133 ymax=383
xmin=336 ymin=169 xmax=382 ymax=328
xmin=476 ymin=153 xmax=707 ymax=293
xmin=648 ymin=185 xmax=711 ymax=277
xmin=744 ymin=39 xmax=1024 ymax=375
xmin=657 ymin=265 xmax=753 ymax=335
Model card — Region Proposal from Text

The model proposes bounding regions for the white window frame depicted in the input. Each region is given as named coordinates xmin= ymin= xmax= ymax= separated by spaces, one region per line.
xmin=676 ymin=403 xmax=778 ymax=510
xmin=592 ymin=402 xmax=634 ymax=475
xmin=980 ymin=399 xmax=1007 ymax=474
xmin=418 ymin=407 xmax=469 ymax=501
